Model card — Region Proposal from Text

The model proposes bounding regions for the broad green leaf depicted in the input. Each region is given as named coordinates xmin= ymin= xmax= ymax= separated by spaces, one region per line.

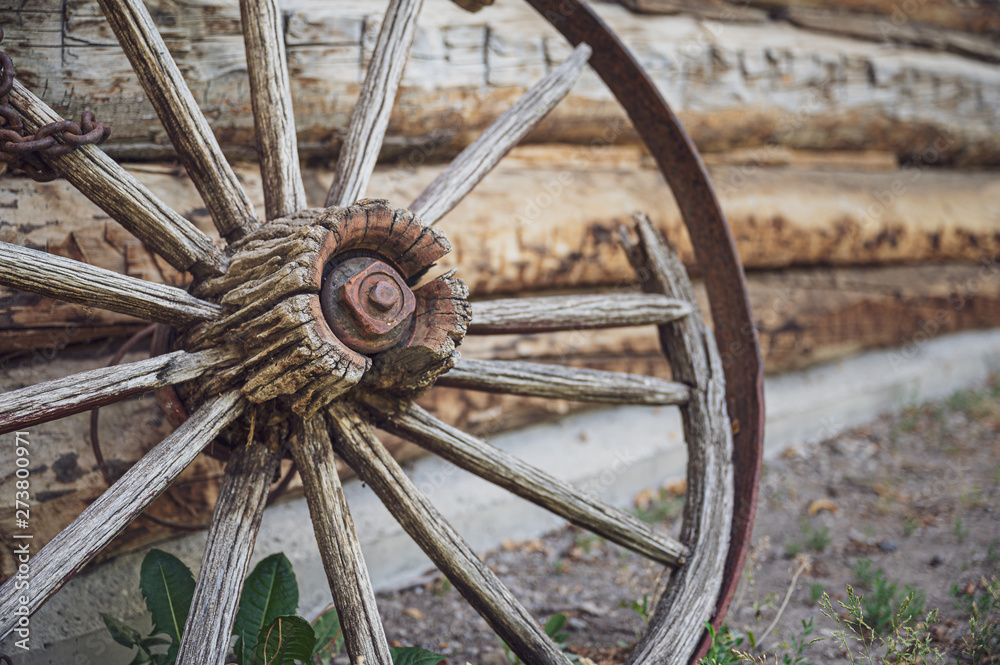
xmin=101 ymin=613 xmax=142 ymax=649
xmin=250 ymin=615 xmax=315 ymax=665
xmin=390 ymin=646 xmax=447 ymax=665
xmin=311 ymin=606 xmax=344 ymax=663
xmin=233 ymin=553 xmax=299 ymax=664
xmin=544 ymin=613 xmax=567 ymax=637
xmin=139 ymin=549 xmax=195 ymax=664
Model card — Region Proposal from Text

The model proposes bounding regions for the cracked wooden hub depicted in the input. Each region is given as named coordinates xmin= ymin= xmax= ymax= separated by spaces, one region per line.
xmin=173 ymin=199 xmax=470 ymax=431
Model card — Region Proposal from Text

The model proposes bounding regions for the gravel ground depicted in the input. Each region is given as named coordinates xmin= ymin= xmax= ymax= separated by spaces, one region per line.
xmin=369 ymin=376 xmax=1000 ymax=664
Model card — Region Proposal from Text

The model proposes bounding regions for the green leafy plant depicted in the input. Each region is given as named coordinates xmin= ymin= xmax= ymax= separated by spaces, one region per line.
xmin=310 ymin=606 xmax=344 ymax=665
xmin=779 ymin=618 xmax=817 ymax=665
xmin=819 ymin=587 xmax=941 ymax=664
xmin=956 ymin=576 xmax=1000 ymax=665
xmin=851 ymin=558 xmax=879 ymax=589
xmin=100 ymin=549 xmax=196 ymax=665
xmin=987 ymin=540 xmax=1000 ymax=567
xmin=234 ymin=554 xmax=300 ymax=663
xmin=850 ymin=559 xmax=924 ymax=637
xmin=389 ymin=646 xmax=450 ymax=665
xmin=251 ymin=615 xmax=316 ymax=665
xmin=735 ymin=618 xmax=819 ymax=665
xmin=954 ymin=516 xmax=970 ymax=543
xmin=575 ymin=532 xmax=602 ymax=554
xmin=102 ymin=549 xmax=444 ymax=665
xmin=700 ymin=623 xmax=744 ymax=665
xmin=100 ymin=613 xmax=171 ymax=665
xmin=622 ymin=594 xmax=651 ymax=624
xmin=784 ymin=519 xmax=831 ymax=558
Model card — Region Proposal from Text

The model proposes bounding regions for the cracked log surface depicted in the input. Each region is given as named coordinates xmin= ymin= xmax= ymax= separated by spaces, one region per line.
xmin=3 ymin=0 xmax=999 ymax=165
xmin=3 ymin=150 xmax=997 ymax=356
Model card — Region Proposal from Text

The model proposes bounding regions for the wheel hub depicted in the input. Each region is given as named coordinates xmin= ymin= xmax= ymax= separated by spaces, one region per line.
xmin=160 ymin=199 xmax=471 ymax=448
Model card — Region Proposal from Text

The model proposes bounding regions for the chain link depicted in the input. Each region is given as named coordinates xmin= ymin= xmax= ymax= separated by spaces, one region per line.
xmin=0 ymin=28 xmax=111 ymax=182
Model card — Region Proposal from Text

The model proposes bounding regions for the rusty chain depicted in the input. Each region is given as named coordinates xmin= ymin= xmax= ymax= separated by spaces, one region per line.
xmin=0 ymin=28 xmax=111 ymax=182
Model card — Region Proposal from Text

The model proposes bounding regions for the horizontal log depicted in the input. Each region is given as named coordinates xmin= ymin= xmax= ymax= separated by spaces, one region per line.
xmin=3 ymin=0 xmax=999 ymax=165
xmin=618 ymin=0 xmax=999 ymax=62
xmin=756 ymin=0 xmax=997 ymax=37
xmin=4 ymin=153 xmax=998 ymax=327
xmin=3 ymin=153 xmax=998 ymax=368
xmin=437 ymin=358 xmax=690 ymax=405
xmin=469 ymin=293 xmax=691 ymax=334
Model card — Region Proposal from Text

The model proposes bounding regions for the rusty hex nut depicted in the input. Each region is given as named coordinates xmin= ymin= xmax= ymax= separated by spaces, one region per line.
xmin=320 ymin=257 xmax=417 ymax=355
xmin=339 ymin=261 xmax=416 ymax=336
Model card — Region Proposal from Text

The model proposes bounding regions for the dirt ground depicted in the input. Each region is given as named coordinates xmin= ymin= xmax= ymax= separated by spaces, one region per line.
xmin=372 ymin=376 xmax=1000 ymax=664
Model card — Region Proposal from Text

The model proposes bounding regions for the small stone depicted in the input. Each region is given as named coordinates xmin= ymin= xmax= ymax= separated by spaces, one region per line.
xmin=929 ymin=554 xmax=944 ymax=567
xmin=403 ymin=607 xmax=424 ymax=621
xmin=878 ymin=540 xmax=898 ymax=552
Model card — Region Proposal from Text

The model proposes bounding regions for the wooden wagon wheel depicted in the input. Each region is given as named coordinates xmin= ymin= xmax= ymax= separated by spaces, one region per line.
xmin=0 ymin=0 xmax=764 ymax=662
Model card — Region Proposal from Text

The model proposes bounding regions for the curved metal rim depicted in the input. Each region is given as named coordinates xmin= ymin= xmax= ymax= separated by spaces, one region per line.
xmin=523 ymin=1 xmax=765 ymax=660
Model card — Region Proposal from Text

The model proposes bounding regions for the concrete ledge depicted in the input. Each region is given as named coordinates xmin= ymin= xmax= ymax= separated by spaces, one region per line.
xmin=6 ymin=329 xmax=1000 ymax=663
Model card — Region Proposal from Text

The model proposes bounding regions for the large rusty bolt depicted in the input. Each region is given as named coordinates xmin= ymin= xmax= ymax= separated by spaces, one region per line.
xmin=320 ymin=257 xmax=416 ymax=354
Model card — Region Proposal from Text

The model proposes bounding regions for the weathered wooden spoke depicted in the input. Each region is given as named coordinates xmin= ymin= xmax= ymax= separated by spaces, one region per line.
xmin=622 ymin=215 xmax=734 ymax=665
xmin=360 ymin=396 xmax=688 ymax=567
xmin=437 ymin=358 xmax=691 ymax=405
xmin=0 ymin=391 xmax=245 ymax=641
xmin=325 ymin=0 xmax=424 ymax=207
xmin=7 ymin=82 xmax=228 ymax=279
xmin=0 ymin=348 xmax=234 ymax=436
xmin=469 ymin=292 xmax=692 ymax=334
xmin=0 ymin=242 xmax=223 ymax=324
xmin=326 ymin=402 xmax=572 ymax=665
xmin=411 ymin=43 xmax=592 ymax=226
xmin=95 ymin=0 xmax=258 ymax=242
xmin=175 ymin=441 xmax=281 ymax=665
xmin=289 ymin=417 xmax=392 ymax=665
xmin=239 ymin=0 xmax=308 ymax=221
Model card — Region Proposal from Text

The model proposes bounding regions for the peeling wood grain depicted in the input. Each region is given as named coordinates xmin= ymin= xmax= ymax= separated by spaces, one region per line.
xmin=3 ymin=0 xmax=999 ymax=165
